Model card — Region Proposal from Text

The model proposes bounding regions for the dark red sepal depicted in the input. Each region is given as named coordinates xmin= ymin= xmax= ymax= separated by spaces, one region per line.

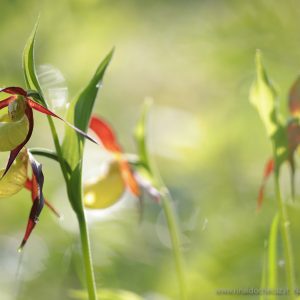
xmin=0 ymin=96 xmax=16 ymax=110
xmin=27 ymin=99 xmax=98 ymax=144
xmin=19 ymin=152 xmax=45 ymax=250
xmin=25 ymin=179 xmax=60 ymax=218
xmin=0 ymin=87 xmax=27 ymax=96
xmin=257 ymin=158 xmax=274 ymax=212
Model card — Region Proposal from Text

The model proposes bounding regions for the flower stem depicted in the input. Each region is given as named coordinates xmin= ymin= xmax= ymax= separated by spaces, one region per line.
xmin=46 ymin=116 xmax=98 ymax=299
xmin=161 ymin=189 xmax=187 ymax=300
xmin=77 ymin=212 xmax=98 ymax=300
xmin=46 ymin=115 xmax=69 ymax=184
xmin=274 ymin=171 xmax=296 ymax=299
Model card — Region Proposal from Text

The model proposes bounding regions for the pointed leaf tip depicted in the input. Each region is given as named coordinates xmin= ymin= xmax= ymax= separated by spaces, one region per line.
xmin=250 ymin=50 xmax=278 ymax=138
xmin=62 ymin=48 xmax=114 ymax=171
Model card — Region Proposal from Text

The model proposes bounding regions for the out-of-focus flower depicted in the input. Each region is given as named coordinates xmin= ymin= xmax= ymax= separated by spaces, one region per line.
xmin=0 ymin=86 xmax=97 ymax=177
xmin=0 ymin=148 xmax=57 ymax=249
xmin=83 ymin=116 xmax=140 ymax=209
xmin=83 ymin=116 xmax=160 ymax=210
xmin=257 ymin=77 xmax=300 ymax=210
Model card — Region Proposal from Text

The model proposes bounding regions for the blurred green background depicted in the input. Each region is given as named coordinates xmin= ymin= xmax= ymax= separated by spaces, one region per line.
xmin=2 ymin=0 xmax=300 ymax=299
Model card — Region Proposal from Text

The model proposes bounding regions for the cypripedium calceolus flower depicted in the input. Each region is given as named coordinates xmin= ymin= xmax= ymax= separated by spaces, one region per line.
xmin=0 ymin=86 xmax=96 ymax=177
xmin=0 ymin=86 xmax=97 ymax=248
xmin=83 ymin=116 xmax=160 ymax=210
xmin=255 ymin=76 xmax=300 ymax=210
xmin=84 ymin=116 xmax=140 ymax=209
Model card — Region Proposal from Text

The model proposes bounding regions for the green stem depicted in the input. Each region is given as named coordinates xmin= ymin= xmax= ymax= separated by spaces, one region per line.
xmin=46 ymin=116 xmax=98 ymax=300
xmin=28 ymin=147 xmax=72 ymax=174
xmin=161 ymin=190 xmax=187 ymax=300
xmin=46 ymin=115 xmax=69 ymax=184
xmin=274 ymin=171 xmax=296 ymax=299
xmin=77 ymin=212 xmax=98 ymax=300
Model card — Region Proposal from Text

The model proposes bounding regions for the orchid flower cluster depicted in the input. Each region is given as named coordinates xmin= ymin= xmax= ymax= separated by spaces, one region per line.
xmin=0 ymin=22 xmax=186 ymax=300
xmin=0 ymin=86 xmax=161 ymax=250
xmin=0 ymin=86 xmax=97 ymax=249
xmin=250 ymin=50 xmax=299 ymax=297
xmin=253 ymin=61 xmax=300 ymax=210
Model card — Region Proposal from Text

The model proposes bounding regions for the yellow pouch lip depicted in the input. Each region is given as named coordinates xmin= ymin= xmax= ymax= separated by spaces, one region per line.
xmin=0 ymin=149 xmax=28 ymax=198
xmin=0 ymin=115 xmax=29 ymax=152
xmin=83 ymin=161 xmax=125 ymax=209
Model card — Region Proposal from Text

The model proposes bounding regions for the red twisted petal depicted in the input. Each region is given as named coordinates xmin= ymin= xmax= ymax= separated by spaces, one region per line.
xmin=19 ymin=152 xmax=45 ymax=250
xmin=0 ymin=87 xmax=27 ymax=96
xmin=27 ymin=99 xmax=98 ymax=144
xmin=89 ymin=115 xmax=121 ymax=152
xmin=25 ymin=178 xmax=60 ymax=218
xmin=256 ymin=159 xmax=275 ymax=211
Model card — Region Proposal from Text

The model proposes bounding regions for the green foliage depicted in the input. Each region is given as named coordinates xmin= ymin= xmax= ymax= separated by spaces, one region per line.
xmin=250 ymin=50 xmax=289 ymax=169
xmin=250 ymin=50 xmax=278 ymax=138
xmin=267 ymin=213 xmax=279 ymax=300
xmin=22 ymin=18 xmax=45 ymax=103
xmin=62 ymin=49 xmax=114 ymax=170
xmin=133 ymin=99 xmax=152 ymax=170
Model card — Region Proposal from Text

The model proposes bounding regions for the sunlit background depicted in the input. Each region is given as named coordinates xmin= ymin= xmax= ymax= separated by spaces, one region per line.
xmin=2 ymin=0 xmax=300 ymax=299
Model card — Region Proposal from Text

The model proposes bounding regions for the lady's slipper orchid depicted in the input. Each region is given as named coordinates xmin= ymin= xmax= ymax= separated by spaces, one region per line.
xmin=0 ymin=148 xmax=58 ymax=250
xmin=257 ymin=77 xmax=300 ymax=210
xmin=84 ymin=116 xmax=140 ymax=209
xmin=0 ymin=86 xmax=97 ymax=177
xmin=84 ymin=116 xmax=160 ymax=210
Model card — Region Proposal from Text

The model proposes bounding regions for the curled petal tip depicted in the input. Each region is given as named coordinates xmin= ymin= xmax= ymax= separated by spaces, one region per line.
xmin=18 ymin=240 xmax=26 ymax=252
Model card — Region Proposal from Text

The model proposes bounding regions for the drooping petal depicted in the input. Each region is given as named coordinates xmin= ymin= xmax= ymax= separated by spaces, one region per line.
xmin=134 ymin=172 xmax=161 ymax=203
xmin=25 ymin=178 xmax=60 ymax=218
xmin=257 ymin=159 xmax=275 ymax=211
xmin=0 ymin=87 xmax=27 ymax=96
xmin=118 ymin=158 xmax=140 ymax=197
xmin=0 ymin=96 xmax=16 ymax=110
xmin=19 ymin=152 xmax=45 ymax=250
xmin=2 ymin=105 xmax=33 ymax=177
xmin=0 ymin=149 xmax=28 ymax=198
xmin=27 ymin=99 xmax=98 ymax=144
xmin=90 ymin=116 xmax=121 ymax=152
xmin=289 ymin=76 xmax=300 ymax=117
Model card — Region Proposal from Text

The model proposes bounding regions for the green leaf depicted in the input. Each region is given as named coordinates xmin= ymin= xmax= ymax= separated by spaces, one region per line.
xmin=250 ymin=50 xmax=278 ymax=138
xmin=260 ymin=241 xmax=268 ymax=300
xmin=22 ymin=18 xmax=45 ymax=103
xmin=62 ymin=48 xmax=114 ymax=170
xmin=133 ymin=99 xmax=153 ymax=173
xmin=267 ymin=213 xmax=279 ymax=300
